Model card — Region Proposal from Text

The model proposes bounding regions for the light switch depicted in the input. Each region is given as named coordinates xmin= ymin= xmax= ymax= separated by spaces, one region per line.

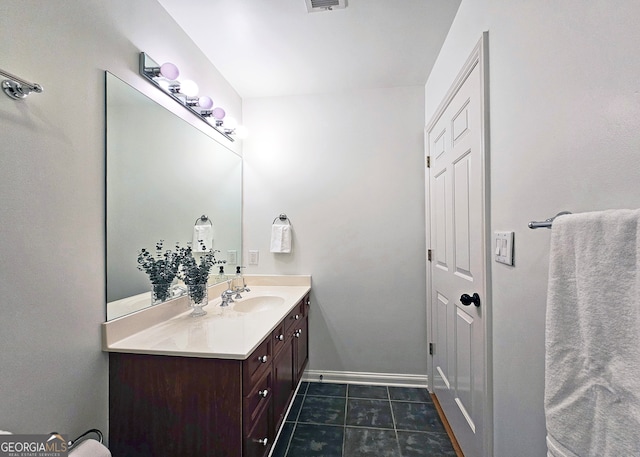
xmin=494 ymin=231 xmax=514 ymax=265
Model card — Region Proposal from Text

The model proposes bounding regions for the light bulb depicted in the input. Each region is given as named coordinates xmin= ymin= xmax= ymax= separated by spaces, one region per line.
xmin=157 ymin=80 xmax=171 ymax=91
xmin=234 ymin=125 xmax=249 ymax=139
xmin=224 ymin=116 xmax=238 ymax=130
xmin=159 ymin=62 xmax=179 ymax=80
xmin=180 ymin=80 xmax=199 ymax=97
xmin=198 ymin=96 xmax=214 ymax=110
xmin=212 ymin=107 xmax=226 ymax=120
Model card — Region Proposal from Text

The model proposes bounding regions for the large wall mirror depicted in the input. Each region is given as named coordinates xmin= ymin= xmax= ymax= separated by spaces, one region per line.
xmin=106 ymin=72 xmax=242 ymax=320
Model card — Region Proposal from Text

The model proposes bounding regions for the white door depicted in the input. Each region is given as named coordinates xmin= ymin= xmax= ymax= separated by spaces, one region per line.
xmin=426 ymin=35 xmax=490 ymax=457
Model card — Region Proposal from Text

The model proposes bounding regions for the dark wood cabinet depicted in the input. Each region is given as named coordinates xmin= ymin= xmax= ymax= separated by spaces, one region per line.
xmin=272 ymin=294 xmax=310 ymax=432
xmin=109 ymin=293 xmax=310 ymax=457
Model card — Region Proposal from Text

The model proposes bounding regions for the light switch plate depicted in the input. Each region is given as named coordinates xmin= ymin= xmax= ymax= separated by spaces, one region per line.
xmin=494 ymin=231 xmax=514 ymax=265
xmin=249 ymin=250 xmax=259 ymax=265
xmin=227 ymin=250 xmax=237 ymax=265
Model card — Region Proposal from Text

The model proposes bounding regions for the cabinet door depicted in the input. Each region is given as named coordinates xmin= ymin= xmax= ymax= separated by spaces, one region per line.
xmin=272 ymin=335 xmax=294 ymax=430
xmin=294 ymin=316 xmax=309 ymax=382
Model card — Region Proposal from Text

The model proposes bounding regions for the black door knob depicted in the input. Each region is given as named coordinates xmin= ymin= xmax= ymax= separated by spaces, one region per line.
xmin=460 ymin=293 xmax=481 ymax=307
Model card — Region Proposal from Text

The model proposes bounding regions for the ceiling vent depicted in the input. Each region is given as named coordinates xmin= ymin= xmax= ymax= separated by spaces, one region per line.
xmin=305 ymin=0 xmax=347 ymax=13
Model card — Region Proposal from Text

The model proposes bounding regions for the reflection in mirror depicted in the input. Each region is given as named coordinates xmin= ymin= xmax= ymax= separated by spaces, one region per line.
xmin=106 ymin=72 xmax=242 ymax=320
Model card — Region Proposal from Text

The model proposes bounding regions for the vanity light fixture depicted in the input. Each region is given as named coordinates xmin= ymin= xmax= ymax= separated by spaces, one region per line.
xmin=139 ymin=52 xmax=248 ymax=142
xmin=1 ymin=67 xmax=43 ymax=100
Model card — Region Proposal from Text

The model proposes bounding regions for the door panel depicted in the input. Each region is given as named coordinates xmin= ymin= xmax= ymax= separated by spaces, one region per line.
xmin=453 ymin=151 xmax=472 ymax=277
xmin=435 ymin=292 xmax=450 ymax=390
xmin=434 ymin=169 xmax=449 ymax=268
xmin=427 ymin=37 xmax=489 ymax=457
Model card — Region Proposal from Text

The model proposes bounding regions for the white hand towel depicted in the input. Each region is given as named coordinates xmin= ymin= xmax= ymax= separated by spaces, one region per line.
xmin=545 ymin=208 xmax=640 ymax=457
xmin=192 ymin=224 xmax=213 ymax=252
xmin=270 ymin=224 xmax=292 ymax=253
xmin=69 ymin=439 xmax=112 ymax=457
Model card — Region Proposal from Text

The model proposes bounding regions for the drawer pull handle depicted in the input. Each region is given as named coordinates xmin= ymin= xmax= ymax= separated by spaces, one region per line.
xmin=293 ymin=314 xmax=300 ymax=320
xmin=294 ymin=330 xmax=302 ymax=338
xmin=258 ymin=389 xmax=269 ymax=398
xmin=275 ymin=334 xmax=284 ymax=341
xmin=254 ymin=438 xmax=268 ymax=446
xmin=258 ymin=355 xmax=268 ymax=363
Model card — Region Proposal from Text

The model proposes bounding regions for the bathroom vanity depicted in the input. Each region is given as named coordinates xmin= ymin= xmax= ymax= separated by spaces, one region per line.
xmin=102 ymin=276 xmax=310 ymax=457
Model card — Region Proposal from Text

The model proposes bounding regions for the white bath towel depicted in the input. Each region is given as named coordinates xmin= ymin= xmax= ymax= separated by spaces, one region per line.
xmin=69 ymin=439 xmax=112 ymax=457
xmin=270 ymin=224 xmax=292 ymax=253
xmin=192 ymin=224 xmax=213 ymax=252
xmin=545 ymin=209 xmax=640 ymax=457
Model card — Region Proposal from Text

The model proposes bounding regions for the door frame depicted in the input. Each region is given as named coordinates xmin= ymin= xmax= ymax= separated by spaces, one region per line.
xmin=425 ymin=32 xmax=492 ymax=456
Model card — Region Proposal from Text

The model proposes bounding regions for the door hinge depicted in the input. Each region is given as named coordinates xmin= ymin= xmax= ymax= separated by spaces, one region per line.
xmin=426 ymin=156 xmax=431 ymax=168
xmin=429 ymin=343 xmax=434 ymax=355
xmin=427 ymin=249 xmax=432 ymax=261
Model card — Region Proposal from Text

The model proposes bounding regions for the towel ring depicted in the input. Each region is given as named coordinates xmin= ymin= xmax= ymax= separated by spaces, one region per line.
xmin=194 ymin=214 xmax=212 ymax=226
xmin=272 ymin=213 xmax=291 ymax=225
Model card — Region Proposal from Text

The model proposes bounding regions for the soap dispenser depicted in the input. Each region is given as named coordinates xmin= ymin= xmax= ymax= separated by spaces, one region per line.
xmin=215 ymin=265 xmax=226 ymax=283
xmin=233 ymin=266 xmax=243 ymax=290
xmin=232 ymin=266 xmax=246 ymax=299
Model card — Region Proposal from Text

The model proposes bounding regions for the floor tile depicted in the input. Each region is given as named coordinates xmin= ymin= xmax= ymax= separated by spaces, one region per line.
xmin=286 ymin=423 xmax=344 ymax=457
xmin=343 ymin=427 xmax=400 ymax=457
xmin=298 ymin=395 xmax=346 ymax=425
xmin=397 ymin=430 xmax=457 ymax=456
xmin=346 ymin=399 xmax=394 ymax=429
xmin=348 ymin=384 xmax=389 ymax=400
xmin=271 ymin=422 xmax=295 ymax=457
xmin=388 ymin=386 xmax=431 ymax=403
xmin=297 ymin=381 xmax=310 ymax=395
xmin=271 ymin=382 xmax=455 ymax=457
xmin=392 ymin=401 xmax=445 ymax=432
xmin=286 ymin=394 xmax=304 ymax=422
xmin=306 ymin=382 xmax=348 ymax=397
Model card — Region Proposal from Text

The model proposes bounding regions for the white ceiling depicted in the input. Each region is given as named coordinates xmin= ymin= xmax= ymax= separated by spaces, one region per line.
xmin=158 ymin=0 xmax=461 ymax=99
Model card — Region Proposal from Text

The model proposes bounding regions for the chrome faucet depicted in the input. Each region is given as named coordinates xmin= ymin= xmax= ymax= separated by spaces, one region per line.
xmin=234 ymin=278 xmax=250 ymax=299
xmin=171 ymin=284 xmax=187 ymax=298
xmin=220 ymin=281 xmax=235 ymax=307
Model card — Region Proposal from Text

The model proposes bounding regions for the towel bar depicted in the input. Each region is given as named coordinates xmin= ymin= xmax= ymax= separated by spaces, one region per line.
xmin=528 ymin=211 xmax=571 ymax=229
xmin=1 ymin=67 xmax=43 ymax=100
xmin=48 ymin=429 xmax=104 ymax=450
xmin=68 ymin=429 xmax=104 ymax=450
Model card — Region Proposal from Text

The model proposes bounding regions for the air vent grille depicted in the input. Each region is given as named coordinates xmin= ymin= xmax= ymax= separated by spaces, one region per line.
xmin=305 ymin=0 xmax=346 ymax=13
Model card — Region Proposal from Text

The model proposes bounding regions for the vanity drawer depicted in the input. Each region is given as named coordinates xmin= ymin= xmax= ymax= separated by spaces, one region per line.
xmin=243 ymin=369 xmax=272 ymax=434
xmin=243 ymin=336 xmax=272 ymax=395
xmin=284 ymin=301 xmax=304 ymax=333
xmin=272 ymin=321 xmax=287 ymax=356
xmin=243 ymin=400 xmax=271 ymax=457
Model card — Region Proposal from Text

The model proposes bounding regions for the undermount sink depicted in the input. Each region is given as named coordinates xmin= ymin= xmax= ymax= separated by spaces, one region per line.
xmin=233 ymin=296 xmax=285 ymax=313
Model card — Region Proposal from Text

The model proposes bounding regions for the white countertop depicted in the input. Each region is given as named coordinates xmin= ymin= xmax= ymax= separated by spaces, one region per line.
xmin=102 ymin=275 xmax=311 ymax=360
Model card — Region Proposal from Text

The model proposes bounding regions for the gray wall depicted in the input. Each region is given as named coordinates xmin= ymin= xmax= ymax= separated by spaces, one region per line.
xmin=0 ymin=0 xmax=240 ymax=438
xmin=242 ymin=87 xmax=427 ymax=376
xmin=426 ymin=0 xmax=640 ymax=455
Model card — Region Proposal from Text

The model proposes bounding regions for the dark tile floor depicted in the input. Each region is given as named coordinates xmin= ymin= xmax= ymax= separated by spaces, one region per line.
xmin=271 ymin=382 xmax=456 ymax=457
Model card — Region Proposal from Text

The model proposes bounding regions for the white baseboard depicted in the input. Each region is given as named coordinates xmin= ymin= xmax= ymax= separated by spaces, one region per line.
xmin=301 ymin=369 xmax=428 ymax=388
